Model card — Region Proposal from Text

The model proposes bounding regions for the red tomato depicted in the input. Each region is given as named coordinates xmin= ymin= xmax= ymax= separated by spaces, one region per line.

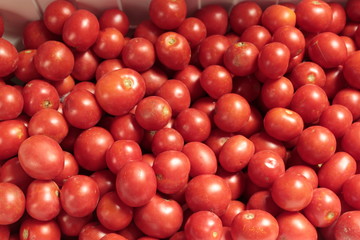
xmin=271 ymin=171 xmax=313 ymax=211
xmin=249 ymin=132 xmax=287 ymax=159
xmin=99 ymin=9 xmax=129 ymax=35
xmin=185 ymin=174 xmax=231 ymax=216
xmin=220 ymin=200 xmax=246 ymax=227
xmin=272 ymin=26 xmax=305 ymax=58
xmin=110 ymin=113 xmax=144 ymax=143
xmin=333 ymin=88 xmax=360 ymax=120
xmin=43 ymin=0 xmax=76 ymax=35
xmin=334 ymin=211 xmax=360 ymax=239
xmin=151 ymin=128 xmax=184 ymax=155
xmin=155 ymin=32 xmax=191 ymax=71
xmin=343 ymin=51 xmax=360 ymax=89
xmin=184 ymin=211 xmax=223 ymax=240
xmin=260 ymin=76 xmax=294 ymax=109
xmin=95 ymin=59 xmax=125 ymax=81
xmin=195 ymin=4 xmax=228 ymax=36
xmin=93 ymin=27 xmax=124 ymax=59
xmin=53 ymin=151 xmax=79 ymax=187
xmin=0 ymin=157 xmax=33 ymax=192
xmin=134 ymin=20 xmax=164 ymax=44
xmin=276 ymin=212 xmax=318 ymax=240
xmin=261 ymin=4 xmax=296 ymax=33
xmin=176 ymin=17 xmax=207 ymax=48
xmin=78 ymin=222 xmax=111 ymax=240
xmin=0 ymin=85 xmax=23 ymax=120
xmin=286 ymin=165 xmax=318 ymax=189
xmin=0 ymin=120 xmax=28 ymax=162
xmin=342 ymin=174 xmax=360 ymax=210
xmin=60 ymin=175 xmax=100 ymax=217
xmin=200 ymin=65 xmax=232 ymax=99
xmin=71 ymin=49 xmax=100 ymax=81
xmin=57 ymin=210 xmax=93 ymax=237
xmin=134 ymin=195 xmax=183 ymax=239
xmin=295 ymin=0 xmax=332 ymax=33
xmin=326 ymin=3 xmax=347 ymax=34
xmin=20 ymin=218 xmax=61 ymax=240
xmin=121 ymin=37 xmax=154 ymax=72
xmin=258 ymin=42 xmax=290 ymax=79
xmin=0 ymin=182 xmax=25 ymax=225
xmin=198 ymin=35 xmax=230 ymax=68
xmin=100 ymin=233 xmax=128 ymax=240
xmin=346 ymin=0 xmax=360 ymax=22
xmin=14 ymin=49 xmax=42 ymax=83
xmin=95 ymin=68 xmax=145 ymax=116
xmin=319 ymin=104 xmax=353 ymax=138
xmin=149 ymin=0 xmax=186 ymax=30
xmin=246 ymin=190 xmax=282 ymax=217
xmin=290 ymin=61 xmax=326 ymax=89
xmin=240 ymin=25 xmax=271 ymax=51
xmin=229 ymin=1 xmax=262 ymax=35
xmin=0 ymin=38 xmax=18 ymax=77
xmin=231 ymin=209 xmax=279 ymax=240
xmin=223 ymin=42 xmax=259 ymax=77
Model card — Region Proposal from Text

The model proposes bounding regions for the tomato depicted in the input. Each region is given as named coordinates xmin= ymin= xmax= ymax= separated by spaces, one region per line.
xmin=319 ymin=104 xmax=353 ymax=138
xmin=96 ymin=191 xmax=133 ymax=231
xmin=71 ymin=49 xmax=100 ymax=81
xmin=286 ymin=165 xmax=318 ymax=189
xmin=18 ymin=135 xmax=64 ymax=180
xmin=62 ymin=9 xmax=99 ymax=51
xmin=92 ymin=27 xmax=124 ymax=59
xmin=342 ymin=174 xmax=360 ymax=210
xmin=0 ymin=225 xmax=9 ymax=240
xmin=26 ymin=180 xmax=60 ymax=221
xmin=22 ymin=79 xmax=60 ymax=116
xmin=99 ymin=8 xmax=129 ymax=35
xmin=151 ymin=128 xmax=184 ymax=155
xmin=260 ymin=76 xmax=294 ymax=109
xmin=276 ymin=212 xmax=318 ymax=240
xmin=110 ymin=113 xmax=144 ymax=143
xmin=95 ymin=59 xmax=125 ymax=81
xmin=240 ymin=25 xmax=271 ymax=51
xmin=218 ymin=135 xmax=254 ymax=172
xmin=237 ymin=106 xmax=263 ymax=137
xmin=185 ymin=174 xmax=231 ymax=216
xmin=116 ymin=161 xmax=157 ymax=207
xmin=249 ymin=132 xmax=287 ymax=159
xmin=290 ymin=61 xmax=326 ymax=89
xmin=20 ymin=218 xmax=61 ymax=240
xmin=334 ymin=211 xmax=360 ymax=239
xmin=264 ymin=108 xmax=303 ymax=142
xmin=43 ymin=0 xmax=76 ymax=35
xmin=229 ymin=1 xmax=262 ymax=35
xmin=246 ymin=190 xmax=282 ymax=217
xmin=231 ymin=209 xmax=279 ymax=240
xmin=57 ymin=210 xmax=93 ymax=237
xmin=0 ymin=16 xmax=3 ymax=37
xmin=346 ymin=0 xmax=360 ymax=22
xmin=0 ymin=182 xmax=25 ymax=225
xmin=95 ymin=68 xmax=146 ymax=116
xmin=213 ymin=93 xmax=251 ymax=133
xmin=217 ymin=167 xmax=245 ymax=200
xmin=0 ymin=157 xmax=32 ymax=192
xmin=51 ymin=75 xmax=75 ymax=97
xmin=198 ymin=35 xmax=230 ymax=68
xmin=90 ymin=170 xmax=116 ymax=198
xmin=60 ymin=175 xmax=100 ymax=217
xmin=155 ymin=32 xmax=191 ymax=71
xmin=182 ymin=141 xmax=217 ymax=177
xmin=153 ymin=150 xmax=190 ymax=194
xmin=156 ymin=79 xmax=191 ymax=116
xmin=149 ymin=0 xmax=186 ymax=30
xmin=271 ymin=171 xmax=313 ymax=211
xmin=195 ymin=4 xmax=228 ymax=36
xmin=290 ymin=84 xmax=329 ymax=124
xmin=295 ymin=0 xmax=332 ymax=33
xmin=184 ymin=211 xmax=223 ymax=240
xmin=223 ymin=42 xmax=259 ymax=77
xmin=261 ymin=4 xmax=296 ymax=33
xmin=0 ymin=85 xmax=23 ymax=121
xmin=135 ymin=96 xmax=172 ymax=131
xmin=258 ymin=42 xmax=290 ymax=80
xmin=134 ymin=195 xmax=183 ymax=238
xmin=78 ymin=222 xmax=111 ymax=240
xmin=176 ymin=17 xmax=207 ymax=48
xmin=121 ymin=37 xmax=154 ymax=72
xmin=220 ymin=200 xmax=245 ymax=227
xmin=134 ymin=20 xmax=164 ymax=44
xmin=232 ymin=75 xmax=261 ymax=103
xmin=174 ymin=108 xmax=211 ymax=142
xmin=15 ymin=49 xmax=42 ymax=83
xmin=53 ymin=151 xmax=79 ymax=187
xmin=272 ymin=26 xmax=305 ymax=58
xmin=200 ymin=65 xmax=232 ymax=99
xmin=326 ymin=3 xmax=347 ymax=34
xmin=0 ymin=120 xmax=28 ymax=162
xmin=343 ymin=51 xmax=360 ymax=89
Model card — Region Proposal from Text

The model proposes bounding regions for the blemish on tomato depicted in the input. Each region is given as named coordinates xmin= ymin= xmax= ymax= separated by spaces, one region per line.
xmin=42 ymin=100 xmax=53 ymax=108
xmin=123 ymin=79 xmax=134 ymax=89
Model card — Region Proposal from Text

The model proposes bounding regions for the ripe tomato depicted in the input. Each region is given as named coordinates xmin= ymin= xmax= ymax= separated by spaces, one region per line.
xmin=326 ymin=3 xmax=347 ymax=34
xmin=72 ymin=49 xmax=100 ymax=81
xmin=57 ymin=210 xmax=93 ymax=237
xmin=334 ymin=211 xmax=360 ymax=239
xmin=151 ymin=128 xmax=184 ymax=155
xmin=319 ymin=104 xmax=353 ymax=138
xmin=0 ymin=38 xmax=18 ymax=77
xmin=220 ymin=200 xmax=245 ymax=227
xmin=60 ymin=175 xmax=100 ymax=217
xmin=53 ymin=151 xmax=79 ymax=187
xmin=95 ymin=59 xmax=124 ymax=81
xmin=134 ymin=20 xmax=164 ymax=44
xmin=0 ymin=157 xmax=33 ymax=192
xmin=0 ymin=182 xmax=25 ymax=225
xmin=121 ymin=37 xmax=155 ymax=72
xmin=194 ymin=4 xmax=228 ymax=36
xmin=93 ymin=27 xmax=124 ymax=59
xmin=155 ymin=32 xmax=191 ymax=71
xmin=249 ymin=132 xmax=286 ymax=159
xmin=176 ymin=17 xmax=207 ymax=48
xmin=229 ymin=1 xmax=262 ymax=35
xmin=95 ymin=68 xmax=145 ymax=116
xmin=184 ymin=211 xmax=223 ymax=240
xmin=246 ymin=190 xmax=282 ymax=217
xmin=18 ymin=135 xmax=64 ymax=180
xmin=99 ymin=9 xmax=129 ymax=35
xmin=276 ymin=212 xmax=318 ymax=240
xmin=286 ymin=165 xmax=318 ymax=189
xmin=200 ymin=65 xmax=232 ymax=99
xmin=78 ymin=222 xmax=111 ymax=240
xmin=258 ymin=42 xmax=290 ymax=79
xmin=20 ymin=218 xmax=61 ymax=240
xmin=198 ymin=35 xmax=230 ymax=68
xmin=110 ymin=113 xmax=144 ymax=143
xmin=0 ymin=120 xmax=28 ymax=162
xmin=261 ymin=4 xmax=296 ymax=33
xmin=149 ymin=0 xmax=186 ymax=30
xmin=343 ymin=51 xmax=360 ymax=89
xmin=346 ymin=0 xmax=360 ymax=22
xmin=260 ymin=76 xmax=294 ymax=109
xmin=231 ymin=209 xmax=279 ymax=240
xmin=272 ymin=26 xmax=305 ymax=58
xmin=290 ymin=61 xmax=326 ymax=89
xmin=15 ymin=49 xmax=42 ymax=83
xmin=43 ymin=0 xmax=76 ymax=34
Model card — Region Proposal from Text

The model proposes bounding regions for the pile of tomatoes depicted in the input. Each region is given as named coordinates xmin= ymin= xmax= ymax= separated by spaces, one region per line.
xmin=1 ymin=0 xmax=360 ymax=239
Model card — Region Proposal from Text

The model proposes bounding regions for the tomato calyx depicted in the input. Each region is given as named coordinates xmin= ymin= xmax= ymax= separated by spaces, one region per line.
xmin=41 ymin=100 xmax=53 ymax=108
xmin=167 ymin=37 xmax=176 ymax=45
xmin=122 ymin=78 xmax=134 ymax=89
xmin=22 ymin=228 xmax=29 ymax=239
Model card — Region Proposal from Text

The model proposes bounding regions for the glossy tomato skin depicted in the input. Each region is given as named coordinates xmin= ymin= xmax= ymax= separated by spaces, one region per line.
xmin=151 ymin=128 xmax=184 ymax=155
xmin=231 ymin=209 xmax=279 ymax=240
xmin=34 ymin=40 xmax=74 ymax=81
xmin=28 ymin=108 xmax=68 ymax=143
xmin=71 ymin=49 xmax=100 ymax=81
xmin=307 ymin=32 xmax=347 ymax=69
xmin=134 ymin=195 xmax=183 ymax=239
xmin=57 ymin=210 xmax=93 ymax=237
xmin=141 ymin=66 xmax=168 ymax=96
xmin=96 ymin=191 xmax=133 ymax=231
xmin=0 ymin=120 xmax=28 ymax=162
xmin=343 ymin=51 xmax=360 ymax=89
xmin=326 ymin=3 xmax=347 ymax=34
xmin=333 ymin=88 xmax=360 ymax=120
xmin=23 ymin=20 xmax=58 ymax=49
xmin=258 ymin=42 xmax=290 ymax=80
xmin=286 ymin=165 xmax=318 ymax=189
xmin=22 ymin=79 xmax=60 ymax=117
xmin=261 ymin=4 xmax=296 ymax=33
xmin=342 ymin=174 xmax=360 ymax=210
xmin=264 ymin=108 xmax=303 ymax=142
xmin=290 ymin=84 xmax=329 ymax=124
xmin=213 ymin=93 xmax=251 ymax=133
xmin=134 ymin=20 xmax=164 ymax=45
xmin=271 ymin=171 xmax=313 ymax=211
xmin=319 ymin=104 xmax=353 ymax=138
xmin=295 ymin=0 xmax=332 ymax=33
xmin=185 ymin=174 xmax=231 ymax=216
xmin=95 ymin=68 xmax=145 ymax=116
xmin=224 ymin=42 xmax=259 ymax=77
xmin=334 ymin=211 xmax=360 ymax=239
xmin=18 ymin=135 xmax=64 ymax=180
xmin=149 ymin=0 xmax=186 ymax=30
xmin=260 ymin=77 xmax=294 ymax=109
xmin=43 ymin=0 xmax=76 ymax=34
xmin=198 ymin=35 xmax=230 ymax=68
xmin=272 ymin=26 xmax=305 ymax=58
xmin=156 ymin=32 xmax=190 ymax=71
xmin=53 ymin=151 xmax=79 ymax=187
xmin=346 ymin=0 xmax=360 ymax=22
xmin=78 ymin=222 xmax=111 ymax=240
xmin=219 ymin=135 xmax=254 ymax=173
xmin=290 ymin=61 xmax=326 ymax=89
xmin=246 ymin=190 xmax=282 ymax=217
xmin=0 ymin=182 xmax=25 ymax=225
xmin=250 ymin=132 xmax=286 ymax=159
xmin=99 ymin=9 xmax=129 ymax=35
xmin=176 ymin=17 xmax=207 ymax=48
xmin=276 ymin=211 xmax=318 ymax=240
xmin=135 ymin=96 xmax=172 ymax=131
xmin=0 ymin=38 xmax=18 ymax=77
xmin=116 ymin=161 xmax=157 ymax=207
xmin=174 ymin=108 xmax=211 ymax=142
xmin=26 ymin=180 xmax=60 ymax=221
xmin=0 ymin=157 xmax=33 ymax=192
xmin=60 ymin=175 xmax=100 ymax=217
xmin=200 ymin=65 xmax=232 ymax=99
xmin=110 ymin=113 xmax=144 ymax=143
xmin=95 ymin=59 xmax=124 ymax=81
xmin=20 ymin=218 xmax=61 ymax=240
xmin=229 ymin=1 xmax=262 ymax=35
xmin=15 ymin=49 xmax=42 ymax=83
xmin=195 ymin=4 xmax=228 ymax=36
xmin=74 ymin=127 xmax=114 ymax=171
xmin=184 ymin=211 xmax=223 ymax=240
xmin=220 ymin=200 xmax=246 ymax=227
xmin=303 ymin=187 xmax=341 ymax=227
xmin=121 ymin=37 xmax=155 ymax=72
xmin=62 ymin=9 xmax=99 ymax=51
xmin=93 ymin=27 xmax=124 ymax=59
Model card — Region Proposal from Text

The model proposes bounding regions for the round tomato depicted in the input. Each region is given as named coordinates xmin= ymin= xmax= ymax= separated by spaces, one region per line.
xmin=0 ymin=182 xmax=25 ymax=225
xmin=229 ymin=1 xmax=262 ymax=35
xmin=0 ymin=38 xmax=18 ymax=77
xmin=20 ymin=218 xmax=61 ymax=240
xmin=334 ymin=211 xmax=360 ymax=239
xmin=261 ymin=4 xmax=296 ymax=33
xmin=149 ymin=0 xmax=186 ymax=30
xmin=184 ymin=211 xmax=223 ymax=240
xmin=0 ymin=120 xmax=28 ymax=162
xmin=276 ymin=212 xmax=318 ymax=240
